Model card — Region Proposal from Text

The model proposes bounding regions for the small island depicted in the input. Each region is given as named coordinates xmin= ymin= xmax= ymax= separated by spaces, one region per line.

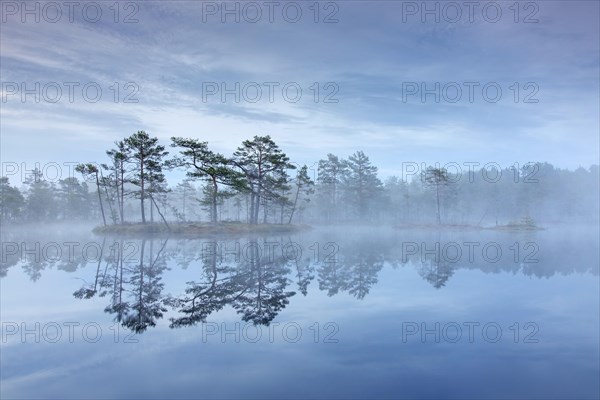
xmin=394 ymin=216 xmax=544 ymax=232
xmin=394 ymin=223 xmax=486 ymax=231
xmin=488 ymin=216 xmax=545 ymax=231
xmin=92 ymin=222 xmax=312 ymax=237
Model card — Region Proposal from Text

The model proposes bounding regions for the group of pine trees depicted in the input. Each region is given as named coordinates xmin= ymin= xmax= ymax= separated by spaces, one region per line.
xmin=0 ymin=172 xmax=93 ymax=222
xmin=1 ymin=131 xmax=599 ymax=226
xmin=0 ymin=132 xmax=317 ymax=226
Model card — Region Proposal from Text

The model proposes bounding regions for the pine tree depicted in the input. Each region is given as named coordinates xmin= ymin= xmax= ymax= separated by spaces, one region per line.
xmin=125 ymin=131 xmax=169 ymax=224
xmin=343 ymin=151 xmax=382 ymax=221
xmin=317 ymin=154 xmax=347 ymax=223
xmin=105 ymin=140 xmax=129 ymax=223
xmin=288 ymin=165 xmax=314 ymax=224
xmin=76 ymin=163 xmax=107 ymax=226
xmin=421 ymin=167 xmax=451 ymax=225
xmin=170 ymin=137 xmax=241 ymax=224
xmin=0 ymin=177 xmax=25 ymax=221
xmin=232 ymin=136 xmax=295 ymax=224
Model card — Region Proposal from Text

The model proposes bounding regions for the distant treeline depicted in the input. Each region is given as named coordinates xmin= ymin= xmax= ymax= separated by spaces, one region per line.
xmin=1 ymin=131 xmax=598 ymax=226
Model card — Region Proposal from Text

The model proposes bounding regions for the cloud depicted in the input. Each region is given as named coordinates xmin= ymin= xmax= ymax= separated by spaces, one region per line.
xmin=1 ymin=1 xmax=598 ymax=174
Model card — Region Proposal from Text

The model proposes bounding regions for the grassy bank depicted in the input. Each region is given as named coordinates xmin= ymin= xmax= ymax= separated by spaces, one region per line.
xmin=92 ymin=222 xmax=312 ymax=237
xmin=488 ymin=223 xmax=545 ymax=231
xmin=394 ymin=223 xmax=544 ymax=231
xmin=394 ymin=224 xmax=486 ymax=231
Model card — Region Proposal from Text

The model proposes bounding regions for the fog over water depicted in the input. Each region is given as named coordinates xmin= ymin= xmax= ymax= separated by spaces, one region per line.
xmin=1 ymin=223 xmax=598 ymax=398
xmin=1 ymin=1 xmax=599 ymax=399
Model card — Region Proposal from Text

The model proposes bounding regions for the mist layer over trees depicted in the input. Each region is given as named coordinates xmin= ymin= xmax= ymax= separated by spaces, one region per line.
xmin=1 ymin=132 xmax=598 ymax=226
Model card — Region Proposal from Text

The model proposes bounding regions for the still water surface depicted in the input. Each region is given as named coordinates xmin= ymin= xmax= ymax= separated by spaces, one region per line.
xmin=1 ymin=225 xmax=598 ymax=399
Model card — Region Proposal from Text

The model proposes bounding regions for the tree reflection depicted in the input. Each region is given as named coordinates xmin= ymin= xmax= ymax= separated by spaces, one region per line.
xmin=168 ymin=246 xmax=240 ymax=328
xmin=291 ymin=245 xmax=315 ymax=296
xmin=317 ymin=237 xmax=383 ymax=299
xmin=2 ymin=227 xmax=596 ymax=334
xmin=168 ymin=239 xmax=296 ymax=327
xmin=104 ymin=240 xmax=129 ymax=323
xmin=231 ymin=240 xmax=295 ymax=325
xmin=417 ymin=258 xmax=454 ymax=289
xmin=73 ymin=237 xmax=106 ymax=298
xmin=122 ymin=239 xmax=169 ymax=333
xmin=72 ymin=238 xmax=169 ymax=333
xmin=318 ymin=257 xmax=345 ymax=296
xmin=413 ymin=234 xmax=455 ymax=289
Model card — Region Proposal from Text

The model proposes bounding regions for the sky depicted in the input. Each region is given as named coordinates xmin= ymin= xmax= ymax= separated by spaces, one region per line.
xmin=1 ymin=0 xmax=599 ymax=183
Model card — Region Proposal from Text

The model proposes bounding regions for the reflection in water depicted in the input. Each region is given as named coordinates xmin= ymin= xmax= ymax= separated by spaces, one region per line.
xmin=0 ymin=236 xmax=91 ymax=281
xmin=168 ymin=240 xmax=296 ymax=327
xmin=318 ymin=239 xmax=383 ymax=299
xmin=73 ymin=238 xmax=170 ymax=332
xmin=1 ymin=227 xmax=598 ymax=333
xmin=121 ymin=239 xmax=169 ymax=333
xmin=228 ymin=241 xmax=295 ymax=325
xmin=417 ymin=259 xmax=454 ymax=289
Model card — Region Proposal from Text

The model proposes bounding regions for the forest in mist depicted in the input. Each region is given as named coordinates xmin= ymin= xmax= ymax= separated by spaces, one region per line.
xmin=1 ymin=131 xmax=598 ymax=227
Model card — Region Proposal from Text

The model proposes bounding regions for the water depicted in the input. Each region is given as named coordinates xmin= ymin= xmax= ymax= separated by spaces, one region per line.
xmin=1 ymin=225 xmax=598 ymax=399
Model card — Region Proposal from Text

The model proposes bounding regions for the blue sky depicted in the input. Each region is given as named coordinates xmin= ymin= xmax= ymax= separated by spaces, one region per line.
xmin=1 ymin=0 xmax=598 ymax=182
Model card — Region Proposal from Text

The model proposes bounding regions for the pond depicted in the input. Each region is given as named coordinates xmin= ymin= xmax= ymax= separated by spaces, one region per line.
xmin=1 ymin=225 xmax=598 ymax=399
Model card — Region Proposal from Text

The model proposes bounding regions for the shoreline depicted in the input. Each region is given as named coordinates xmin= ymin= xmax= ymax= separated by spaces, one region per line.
xmin=91 ymin=222 xmax=313 ymax=237
xmin=393 ymin=223 xmax=545 ymax=232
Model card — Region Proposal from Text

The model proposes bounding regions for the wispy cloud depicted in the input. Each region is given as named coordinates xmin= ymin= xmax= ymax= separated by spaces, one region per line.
xmin=1 ymin=1 xmax=598 ymax=173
